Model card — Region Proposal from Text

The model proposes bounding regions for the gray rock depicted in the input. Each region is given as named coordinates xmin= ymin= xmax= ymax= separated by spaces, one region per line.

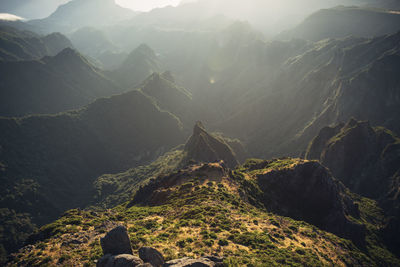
xmin=101 ymin=226 xmax=133 ymax=255
xmin=164 ymin=257 xmax=216 ymax=267
xmin=139 ymin=247 xmax=164 ymax=267
xmin=97 ymin=254 xmax=143 ymax=267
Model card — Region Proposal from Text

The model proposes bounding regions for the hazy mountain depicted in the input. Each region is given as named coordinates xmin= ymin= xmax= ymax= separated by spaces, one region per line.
xmin=28 ymin=0 xmax=137 ymax=34
xmin=0 ymin=25 xmax=72 ymax=61
xmin=69 ymin=27 xmax=121 ymax=68
xmin=111 ymin=44 xmax=162 ymax=88
xmin=0 ymin=48 xmax=122 ymax=117
xmin=279 ymin=6 xmax=400 ymax=41
xmin=0 ymin=0 xmax=70 ymax=20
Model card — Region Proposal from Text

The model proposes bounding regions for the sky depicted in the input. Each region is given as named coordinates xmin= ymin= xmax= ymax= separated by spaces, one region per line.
xmin=115 ymin=0 xmax=183 ymax=12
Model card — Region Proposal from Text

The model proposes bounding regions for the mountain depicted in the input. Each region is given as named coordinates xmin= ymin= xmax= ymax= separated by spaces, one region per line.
xmin=213 ymin=30 xmax=400 ymax=159
xmin=279 ymin=6 xmax=400 ymax=41
xmin=0 ymin=25 xmax=72 ymax=61
xmin=68 ymin=27 xmax=122 ymax=69
xmin=0 ymin=47 xmax=122 ymax=117
xmin=0 ymin=0 xmax=69 ymax=20
xmin=9 ymin=159 xmax=400 ymax=266
xmin=28 ymin=0 xmax=137 ymax=34
xmin=111 ymin=44 xmax=162 ymax=89
xmin=0 ymin=88 xmax=184 ymax=262
xmin=139 ymin=72 xmax=194 ymax=128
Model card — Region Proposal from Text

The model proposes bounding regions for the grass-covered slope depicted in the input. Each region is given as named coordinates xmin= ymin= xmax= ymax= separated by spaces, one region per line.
xmin=8 ymin=159 xmax=400 ymax=266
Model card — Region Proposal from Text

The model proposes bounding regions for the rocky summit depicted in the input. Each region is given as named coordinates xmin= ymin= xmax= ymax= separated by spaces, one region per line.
xmin=184 ymin=122 xmax=239 ymax=168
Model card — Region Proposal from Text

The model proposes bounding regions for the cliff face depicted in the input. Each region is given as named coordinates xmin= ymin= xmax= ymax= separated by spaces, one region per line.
xmin=306 ymin=119 xmax=400 ymax=200
xmin=245 ymin=158 xmax=365 ymax=244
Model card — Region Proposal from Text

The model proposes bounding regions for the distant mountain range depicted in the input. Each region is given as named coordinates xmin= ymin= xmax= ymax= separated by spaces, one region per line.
xmin=0 ymin=47 xmax=122 ymax=117
xmin=0 ymin=25 xmax=72 ymax=61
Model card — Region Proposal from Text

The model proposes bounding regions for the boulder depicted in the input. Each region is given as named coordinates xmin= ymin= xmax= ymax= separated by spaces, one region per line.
xmin=97 ymin=254 xmax=143 ymax=267
xmin=138 ymin=247 xmax=164 ymax=267
xmin=101 ymin=226 xmax=133 ymax=255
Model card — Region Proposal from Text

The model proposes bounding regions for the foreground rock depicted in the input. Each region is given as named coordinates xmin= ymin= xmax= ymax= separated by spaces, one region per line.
xmin=100 ymin=226 xmax=133 ymax=256
xmin=139 ymin=247 xmax=164 ymax=267
xmin=97 ymin=254 xmax=144 ymax=267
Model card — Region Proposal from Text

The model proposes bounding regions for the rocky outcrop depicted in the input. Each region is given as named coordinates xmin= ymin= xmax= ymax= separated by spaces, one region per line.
xmin=184 ymin=122 xmax=239 ymax=168
xmin=255 ymin=160 xmax=365 ymax=244
xmin=97 ymin=227 xmax=225 ymax=266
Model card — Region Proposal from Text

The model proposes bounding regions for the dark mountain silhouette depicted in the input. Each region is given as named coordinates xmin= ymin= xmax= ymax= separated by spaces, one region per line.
xmin=0 ymin=47 xmax=122 ymax=117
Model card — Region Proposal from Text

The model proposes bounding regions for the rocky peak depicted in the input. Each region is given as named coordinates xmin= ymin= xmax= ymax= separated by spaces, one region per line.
xmin=250 ymin=159 xmax=365 ymax=244
xmin=306 ymin=119 xmax=400 ymax=199
xmin=184 ymin=122 xmax=239 ymax=168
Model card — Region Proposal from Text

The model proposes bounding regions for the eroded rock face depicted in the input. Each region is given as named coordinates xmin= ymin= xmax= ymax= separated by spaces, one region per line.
xmin=97 ymin=254 xmax=143 ymax=267
xmin=256 ymin=160 xmax=365 ymax=244
xmin=100 ymin=226 xmax=133 ymax=256
xmin=138 ymin=247 xmax=164 ymax=267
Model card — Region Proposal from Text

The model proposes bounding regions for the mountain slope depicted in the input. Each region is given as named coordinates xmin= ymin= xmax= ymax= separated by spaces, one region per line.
xmin=279 ymin=6 xmax=400 ymax=41
xmin=0 ymin=89 xmax=184 ymax=261
xmin=0 ymin=25 xmax=72 ymax=61
xmin=216 ymin=31 xmax=400 ymax=158
xmin=0 ymin=48 xmax=122 ymax=117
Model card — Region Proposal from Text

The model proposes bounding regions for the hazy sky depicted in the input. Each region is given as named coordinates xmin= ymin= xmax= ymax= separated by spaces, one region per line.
xmin=116 ymin=0 xmax=182 ymax=11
